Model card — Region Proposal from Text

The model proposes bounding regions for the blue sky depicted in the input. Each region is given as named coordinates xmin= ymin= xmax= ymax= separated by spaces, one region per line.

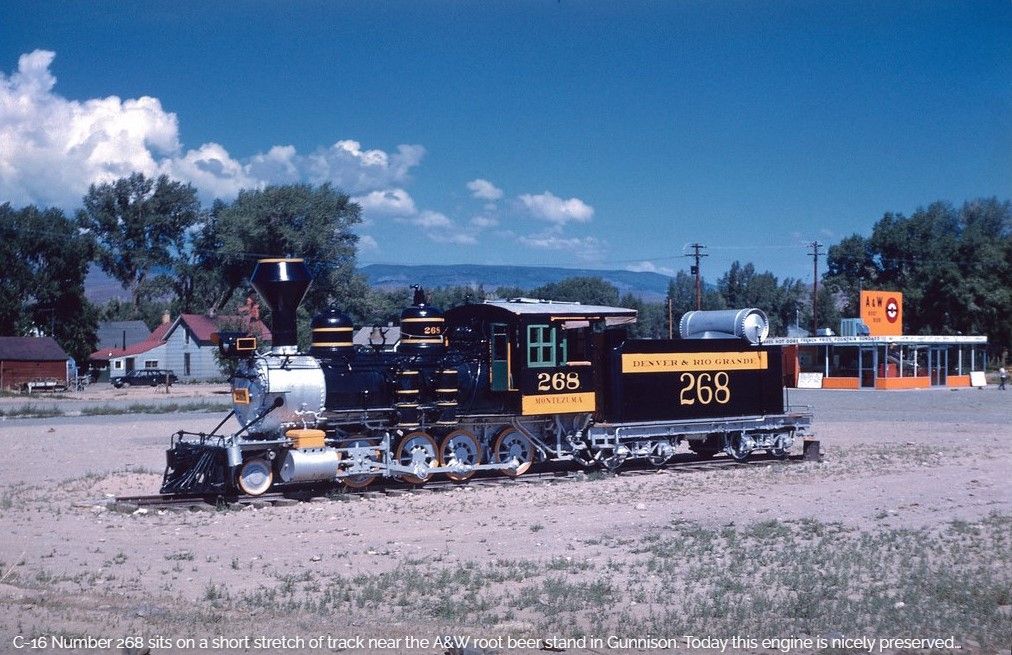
xmin=1 ymin=1 xmax=1009 ymax=281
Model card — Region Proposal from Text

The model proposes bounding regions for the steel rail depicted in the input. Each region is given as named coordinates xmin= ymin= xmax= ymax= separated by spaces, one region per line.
xmin=110 ymin=452 xmax=810 ymax=511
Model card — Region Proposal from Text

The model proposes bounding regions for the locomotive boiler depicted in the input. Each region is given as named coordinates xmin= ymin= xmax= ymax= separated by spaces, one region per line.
xmin=161 ymin=258 xmax=813 ymax=496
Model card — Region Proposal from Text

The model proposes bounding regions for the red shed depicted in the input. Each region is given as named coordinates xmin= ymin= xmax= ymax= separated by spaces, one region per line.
xmin=0 ymin=337 xmax=70 ymax=391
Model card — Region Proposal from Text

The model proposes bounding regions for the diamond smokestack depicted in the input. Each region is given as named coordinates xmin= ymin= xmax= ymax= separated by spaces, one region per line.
xmin=250 ymin=258 xmax=312 ymax=350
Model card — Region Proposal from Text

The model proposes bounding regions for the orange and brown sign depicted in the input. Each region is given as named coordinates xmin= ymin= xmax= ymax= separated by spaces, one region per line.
xmin=860 ymin=290 xmax=903 ymax=336
xmin=521 ymin=392 xmax=596 ymax=415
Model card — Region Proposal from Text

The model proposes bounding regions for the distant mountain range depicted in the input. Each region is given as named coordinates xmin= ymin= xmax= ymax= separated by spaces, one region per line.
xmin=360 ymin=264 xmax=673 ymax=301
xmin=86 ymin=263 xmax=674 ymax=304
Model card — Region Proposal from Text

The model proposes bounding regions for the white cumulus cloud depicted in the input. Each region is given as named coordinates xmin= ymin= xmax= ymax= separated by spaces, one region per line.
xmin=466 ymin=178 xmax=503 ymax=201
xmin=518 ymin=191 xmax=593 ymax=225
xmin=429 ymin=232 xmax=477 ymax=245
xmin=411 ymin=210 xmax=453 ymax=229
xmin=303 ymin=141 xmax=425 ymax=194
xmin=470 ymin=215 xmax=499 ymax=228
xmin=403 ymin=210 xmax=478 ymax=245
xmin=626 ymin=261 xmax=675 ymax=276
xmin=0 ymin=50 xmax=180 ymax=208
xmin=1 ymin=50 xmax=593 ymax=256
xmin=351 ymin=188 xmax=417 ymax=217
xmin=0 ymin=50 xmax=425 ymax=209
xmin=159 ymin=142 xmax=258 ymax=200
xmin=358 ymin=234 xmax=379 ymax=252
xmin=517 ymin=233 xmax=604 ymax=261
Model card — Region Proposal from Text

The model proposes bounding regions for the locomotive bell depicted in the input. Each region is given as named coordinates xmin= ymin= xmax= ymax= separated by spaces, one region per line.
xmin=251 ymin=258 xmax=311 ymax=352
xmin=399 ymin=285 xmax=445 ymax=352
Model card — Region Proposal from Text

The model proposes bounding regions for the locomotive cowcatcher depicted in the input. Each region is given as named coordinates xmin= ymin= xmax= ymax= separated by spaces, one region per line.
xmin=161 ymin=258 xmax=812 ymax=496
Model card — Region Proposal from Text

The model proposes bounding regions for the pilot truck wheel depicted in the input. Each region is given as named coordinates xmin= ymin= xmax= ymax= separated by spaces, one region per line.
xmin=237 ymin=458 xmax=273 ymax=496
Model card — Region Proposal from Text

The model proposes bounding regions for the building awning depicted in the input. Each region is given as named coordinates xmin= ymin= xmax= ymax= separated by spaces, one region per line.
xmin=766 ymin=335 xmax=986 ymax=346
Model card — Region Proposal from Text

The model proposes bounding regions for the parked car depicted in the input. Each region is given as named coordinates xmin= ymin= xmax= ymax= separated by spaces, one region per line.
xmin=111 ymin=369 xmax=178 ymax=388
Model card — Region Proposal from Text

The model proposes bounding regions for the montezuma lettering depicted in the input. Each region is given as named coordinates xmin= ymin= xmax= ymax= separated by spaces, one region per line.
xmin=521 ymin=392 xmax=596 ymax=415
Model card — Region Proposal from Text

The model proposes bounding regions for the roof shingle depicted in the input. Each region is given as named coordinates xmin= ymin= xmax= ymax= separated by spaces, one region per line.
xmin=0 ymin=336 xmax=69 ymax=361
xmin=95 ymin=321 xmax=151 ymax=351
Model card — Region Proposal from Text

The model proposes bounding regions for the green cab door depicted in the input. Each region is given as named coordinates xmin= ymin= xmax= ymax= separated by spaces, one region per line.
xmin=490 ymin=323 xmax=510 ymax=391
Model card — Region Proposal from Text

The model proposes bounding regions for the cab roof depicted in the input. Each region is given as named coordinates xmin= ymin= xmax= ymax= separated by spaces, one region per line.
xmin=447 ymin=299 xmax=637 ymax=327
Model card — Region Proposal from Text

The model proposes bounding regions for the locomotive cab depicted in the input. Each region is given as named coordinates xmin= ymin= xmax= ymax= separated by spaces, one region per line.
xmin=444 ymin=299 xmax=637 ymax=418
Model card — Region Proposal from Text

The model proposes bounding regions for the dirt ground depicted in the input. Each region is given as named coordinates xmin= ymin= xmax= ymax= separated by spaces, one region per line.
xmin=0 ymin=383 xmax=232 ymax=418
xmin=0 ymin=382 xmax=230 ymax=406
xmin=0 ymin=388 xmax=1008 ymax=654
xmin=5 ymin=382 xmax=228 ymax=402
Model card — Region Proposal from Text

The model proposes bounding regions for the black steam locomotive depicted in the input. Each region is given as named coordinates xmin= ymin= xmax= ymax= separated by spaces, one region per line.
xmin=161 ymin=258 xmax=812 ymax=496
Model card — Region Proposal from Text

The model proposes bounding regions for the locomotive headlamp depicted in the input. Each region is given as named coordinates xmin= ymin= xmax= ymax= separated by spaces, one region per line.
xmin=216 ymin=331 xmax=258 ymax=358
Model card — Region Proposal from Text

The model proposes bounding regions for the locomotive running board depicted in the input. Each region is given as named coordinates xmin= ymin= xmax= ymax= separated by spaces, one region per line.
xmin=335 ymin=460 xmax=518 ymax=479
xmin=586 ymin=412 xmax=813 ymax=447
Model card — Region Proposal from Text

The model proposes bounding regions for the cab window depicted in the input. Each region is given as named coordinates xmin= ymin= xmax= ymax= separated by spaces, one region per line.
xmin=527 ymin=324 xmax=573 ymax=367
xmin=564 ymin=327 xmax=590 ymax=364
xmin=527 ymin=324 xmax=556 ymax=367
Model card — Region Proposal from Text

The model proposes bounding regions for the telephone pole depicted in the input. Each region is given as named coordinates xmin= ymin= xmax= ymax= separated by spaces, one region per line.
xmin=808 ymin=241 xmax=823 ymax=335
xmin=684 ymin=243 xmax=708 ymax=310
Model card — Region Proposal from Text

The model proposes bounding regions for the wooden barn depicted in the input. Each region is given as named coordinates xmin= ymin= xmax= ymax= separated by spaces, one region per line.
xmin=0 ymin=337 xmax=70 ymax=391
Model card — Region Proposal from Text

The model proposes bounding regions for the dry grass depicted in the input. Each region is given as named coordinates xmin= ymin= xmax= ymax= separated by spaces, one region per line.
xmin=77 ymin=514 xmax=1003 ymax=649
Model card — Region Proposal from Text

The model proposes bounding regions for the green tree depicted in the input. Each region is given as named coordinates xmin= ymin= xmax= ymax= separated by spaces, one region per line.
xmin=427 ymin=285 xmax=488 ymax=312
xmin=0 ymin=203 xmax=98 ymax=364
xmin=666 ymin=271 xmax=726 ymax=336
xmin=357 ymin=288 xmax=409 ymax=327
xmin=824 ymin=198 xmax=1010 ymax=352
xmin=824 ymin=234 xmax=877 ymax=317
xmin=618 ymin=293 xmax=666 ymax=338
xmin=76 ymin=173 xmax=201 ymax=312
xmin=99 ymin=297 xmax=172 ymax=332
xmin=955 ymin=198 xmax=1011 ymax=350
xmin=666 ymin=271 xmax=696 ymax=321
xmin=869 ymin=202 xmax=961 ymax=335
xmin=810 ymin=284 xmax=842 ymax=336
xmin=528 ymin=277 xmax=620 ymax=306
xmin=201 ymin=184 xmax=368 ymax=321
xmin=492 ymin=285 xmax=527 ymax=300
xmin=716 ymin=261 xmax=805 ymax=335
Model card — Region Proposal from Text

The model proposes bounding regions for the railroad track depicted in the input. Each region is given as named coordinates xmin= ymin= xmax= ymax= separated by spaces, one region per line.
xmin=108 ymin=451 xmax=815 ymax=512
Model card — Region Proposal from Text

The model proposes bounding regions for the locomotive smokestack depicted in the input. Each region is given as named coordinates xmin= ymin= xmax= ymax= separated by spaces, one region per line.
xmin=250 ymin=258 xmax=312 ymax=351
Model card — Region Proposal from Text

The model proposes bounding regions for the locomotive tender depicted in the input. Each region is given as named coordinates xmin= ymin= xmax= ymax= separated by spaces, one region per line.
xmin=161 ymin=258 xmax=812 ymax=496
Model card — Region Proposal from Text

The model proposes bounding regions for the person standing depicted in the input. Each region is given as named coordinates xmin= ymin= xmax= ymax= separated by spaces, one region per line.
xmin=999 ymin=367 xmax=1008 ymax=390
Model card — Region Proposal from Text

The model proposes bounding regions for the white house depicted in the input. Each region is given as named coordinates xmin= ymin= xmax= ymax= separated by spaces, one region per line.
xmin=161 ymin=314 xmax=269 ymax=381
xmin=90 ymin=315 xmax=271 ymax=382
xmin=89 ymin=322 xmax=171 ymax=382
